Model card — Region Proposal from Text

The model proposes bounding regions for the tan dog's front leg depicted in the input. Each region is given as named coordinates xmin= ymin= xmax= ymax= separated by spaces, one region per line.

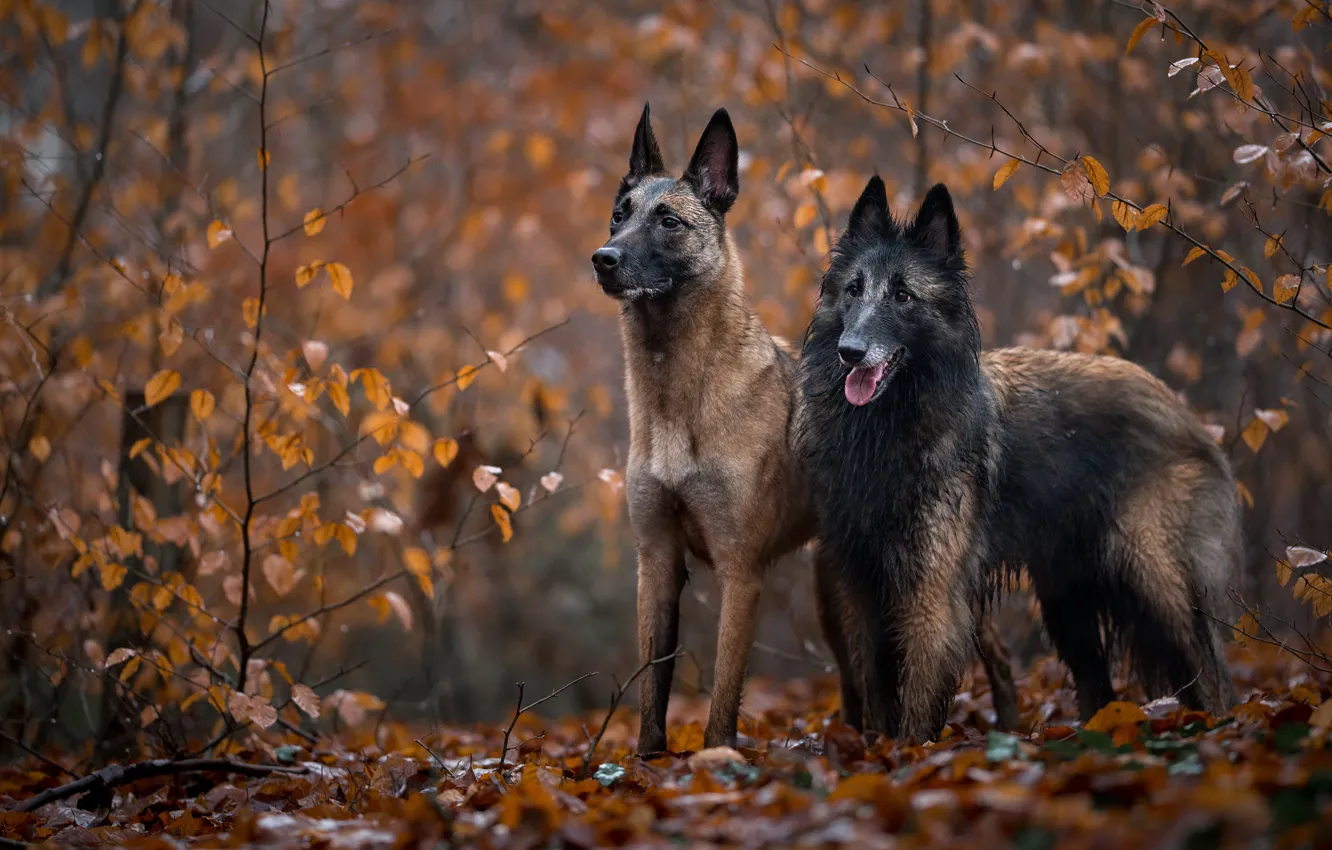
xmin=704 ymin=568 xmax=762 ymax=749
xmin=636 ymin=542 xmax=685 ymax=755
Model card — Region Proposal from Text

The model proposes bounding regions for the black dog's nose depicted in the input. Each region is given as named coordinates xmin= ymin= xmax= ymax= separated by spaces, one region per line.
xmin=592 ymin=247 xmax=621 ymax=272
xmin=838 ymin=342 xmax=867 ymax=366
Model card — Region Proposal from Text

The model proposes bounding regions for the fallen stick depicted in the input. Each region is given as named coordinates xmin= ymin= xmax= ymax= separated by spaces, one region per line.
xmin=18 ymin=758 xmax=307 ymax=812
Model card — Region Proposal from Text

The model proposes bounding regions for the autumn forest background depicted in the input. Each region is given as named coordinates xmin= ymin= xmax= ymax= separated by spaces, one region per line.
xmin=2 ymin=0 xmax=1332 ymax=846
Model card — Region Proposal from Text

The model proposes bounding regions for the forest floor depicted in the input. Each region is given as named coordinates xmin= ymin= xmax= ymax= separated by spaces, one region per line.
xmin=3 ymin=642 xmax=1332 ymax=848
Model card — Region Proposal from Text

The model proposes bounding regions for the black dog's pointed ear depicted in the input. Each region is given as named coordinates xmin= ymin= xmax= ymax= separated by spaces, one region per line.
xmin=621 ymin=103 xmax=665 ymax=195
xmin=847 ymin=175 xmax=890 ymax=235
xmin=911 ymin=183 xmax=962 ymax=263
xmin=683 ymin=108 xmax=739 ymax=215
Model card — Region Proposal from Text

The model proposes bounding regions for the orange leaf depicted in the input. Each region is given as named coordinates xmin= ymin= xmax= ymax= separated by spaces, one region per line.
xmin=159 ymin=321 xmax=183 ymax=356
xmin=190 ymin=389 xmax=215 ymax=422
xmin=1241 ymin=417 xmax=1268 ymax=453
xmin=1134 ymin=203 xmax=1168 ymax=231
xmin=403 ymin=547 xmax=431 ymax=578
xmin=433 ymin=438 xmax=459 ymax=467
xmin=456 ymin=364 xmax=478 ymax=391
xmin=100 ymin=561 xmax=127 ymax=591
xmin=398 ymin=448 xmax=424 ymax=479
xmin=1264 ymin=233 xmax=1282 ymax=258
xmin=243 ymin=296 xmax=260 ymax=328
xmin=490 ymin=504 xmax=513 ymax=543
xmin=1233 ymin=612 xmax=1259 ymax=645
xmin=295 ymin=262 xmax=323 ymax=288
xmin=373 ymin=452 xmax=398 ymax=475
xmin=1183 ymin=246 xmax=1206 ymax=266
xmin=1241 ymin=268 xmax=1262 ymax=294
xmin=1081 ymin=156 xmax=1109 ymax=196
xmin=793 ymin=202 xmax=817 ymax=229
xmin=524 ymin=133 xmax=555 ymax=169
xmin=496 ymin=482 xmax=521 ymax=512
xmin=145 ymin=369 xmax=181 ymax=407
xmin=352 ymin=367 xmax=391 ymax=410
xmin=326 ymin=262 xmax=354 ymax=299
xmin=1273 ymin=274 xmax=1300 ymax=305
xmin=992 ymin=158 xmax=1022 ymax=191
xmin=1084 ymin=700 xmax=1147 ymax=733
xmin=207 ymin=220 xmax=232 ymax=248
xmin=1111 ymin=200 xmax=1136 ymax=231
xmin=327 ymin=381 xmax=350 ymax=416
xmin=28 ymin=435 xmax=51 ymax=463
xmin=1124 ymin=16 xmax=1157 ymax=54
xmin=303 ymin=208 xmax=326 ymax=236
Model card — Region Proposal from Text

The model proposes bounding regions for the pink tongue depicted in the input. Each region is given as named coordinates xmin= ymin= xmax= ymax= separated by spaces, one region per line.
xmin=844 ymin=363 xmax=887 ymax=406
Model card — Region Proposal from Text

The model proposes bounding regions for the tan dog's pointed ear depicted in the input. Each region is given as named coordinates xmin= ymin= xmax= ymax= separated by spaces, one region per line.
xmin=621 ymin=103 xmax=666 ymax=196
xmin=682 ymin=108 xmax=739 ymax=215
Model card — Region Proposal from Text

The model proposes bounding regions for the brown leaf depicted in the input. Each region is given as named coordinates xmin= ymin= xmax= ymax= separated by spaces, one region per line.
xmin=1233 ymin=145 xmax=1269 ymax=165
xmin=1060 ymin=162 xmax=1093 ymax=203
xmin=263 ymin=554 xmax=299 ymax=597
xmin=473 ymin=464 xmax=500 ymax=492
xmin=292 ymin=684 xmax=321 ymax=719
xmin=302 ymin=340 xmax=329 ymax=370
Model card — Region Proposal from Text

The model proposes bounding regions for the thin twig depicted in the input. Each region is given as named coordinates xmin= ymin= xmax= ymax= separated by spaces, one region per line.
xmin=499 ymin=672 xmax=598 ymax=772
xmin=581 ymin=648 xmax=685 ymax=780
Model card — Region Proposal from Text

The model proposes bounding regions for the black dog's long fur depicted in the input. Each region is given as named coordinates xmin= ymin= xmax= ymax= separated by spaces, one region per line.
xmin=802 ymin=177 xmax=1238 ymax=740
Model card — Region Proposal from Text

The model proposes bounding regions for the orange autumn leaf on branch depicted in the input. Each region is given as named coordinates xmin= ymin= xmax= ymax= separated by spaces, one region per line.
xmin=145 ymin=369 xmax=181 ymax=407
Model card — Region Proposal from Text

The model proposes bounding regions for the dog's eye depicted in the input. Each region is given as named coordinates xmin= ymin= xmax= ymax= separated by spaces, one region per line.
xmin=611 ymin=211 xmax=624 ymax=226
xmin=845 ymin=281 xmax=861 ymax=298
xmin=894 ymin=289 xmax=912 ymax=303
xmin=661 ymin=216 xmax=682 ymax=230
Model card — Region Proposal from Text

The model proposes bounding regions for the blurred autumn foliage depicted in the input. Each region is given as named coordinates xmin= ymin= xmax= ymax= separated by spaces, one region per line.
xmin=2 ymin=0 xmax=1332 ymax=844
